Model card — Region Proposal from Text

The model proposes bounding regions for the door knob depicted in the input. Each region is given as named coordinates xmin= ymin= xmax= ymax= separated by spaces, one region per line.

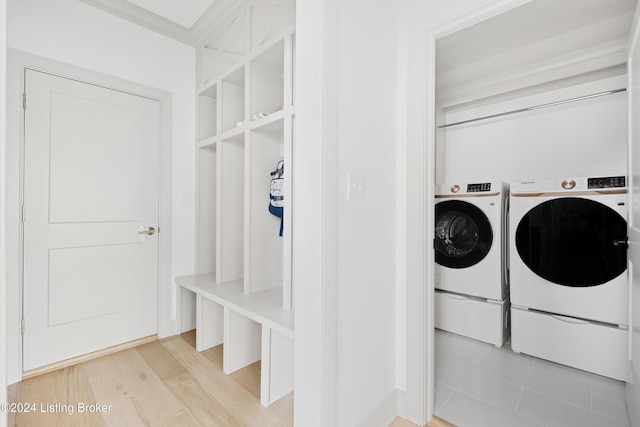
xmin=138 ymin=226 xmax=156 ymax=236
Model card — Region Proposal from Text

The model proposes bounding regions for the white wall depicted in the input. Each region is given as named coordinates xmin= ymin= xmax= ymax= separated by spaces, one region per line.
xmin=296 ymin=0 xmax=507 ymax=424
xmin=334 ymin=1 xmax=399 ymax=425
xmin=442 ymin=80 xmax=628 ymax=184
xmin=5 ymin=0 xmax=195 ymax=384
xmin=295 ymin=0 xmax=401 ymax=424
xmin=0 ymin=0 xmax=8 ymax=424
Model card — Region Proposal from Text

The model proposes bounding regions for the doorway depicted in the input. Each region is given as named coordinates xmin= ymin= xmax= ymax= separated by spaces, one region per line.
xmin=5 ymin=50 xmax=174 ymax=384
xmin=422 ymin=0 xmax=637 ymax=425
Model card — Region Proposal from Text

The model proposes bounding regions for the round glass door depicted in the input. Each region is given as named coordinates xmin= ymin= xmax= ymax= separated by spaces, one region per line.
xmin=515 ymin=197 xmax=627 ymax=287
xmin=435 ymin=200 xmax=493 ymax=268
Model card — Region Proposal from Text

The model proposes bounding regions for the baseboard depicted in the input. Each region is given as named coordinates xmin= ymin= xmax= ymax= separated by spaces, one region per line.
xmin=356 ymin=389 xmax=399 ymax=427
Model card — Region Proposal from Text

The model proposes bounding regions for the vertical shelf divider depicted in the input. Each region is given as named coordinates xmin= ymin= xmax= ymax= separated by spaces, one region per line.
xmin=244 ymin=128 xmax=253 ymax=295
xmin=216 ymin=78 xmax=223 ymax=283
xmin=283 ymin=113 xmax=293 ymax=310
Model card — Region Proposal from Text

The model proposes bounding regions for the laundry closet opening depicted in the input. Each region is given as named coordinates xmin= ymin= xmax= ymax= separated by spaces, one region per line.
xmin=431 ymin=1 xmax=636 ymax=425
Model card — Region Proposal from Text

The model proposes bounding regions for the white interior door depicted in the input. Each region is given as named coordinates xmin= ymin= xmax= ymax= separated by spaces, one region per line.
xmin=628 ymin=3 xmax=640 ymax=424
xmin=22 ymin=69 xmax=160 ymax=372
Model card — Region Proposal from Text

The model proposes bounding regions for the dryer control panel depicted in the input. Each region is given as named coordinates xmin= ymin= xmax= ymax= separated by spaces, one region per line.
xmin=467 ymin=183 xmax=491 ymax=192
xmin=588 ymin=176 xmax=626 ymax=189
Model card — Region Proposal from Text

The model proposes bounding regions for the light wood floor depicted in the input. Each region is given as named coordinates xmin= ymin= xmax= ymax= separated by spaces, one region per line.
xmin=8 ymin=331 xmax=453 ymax=426
xmin=8 ymin=331 xmax=293 ymax=426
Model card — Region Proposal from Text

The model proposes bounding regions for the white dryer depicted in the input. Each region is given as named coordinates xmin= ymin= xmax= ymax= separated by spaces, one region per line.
xmin=509 ymin=176 xmax=628 ymax=380
xmin=434 ymin=181 xmax=509 ymax=346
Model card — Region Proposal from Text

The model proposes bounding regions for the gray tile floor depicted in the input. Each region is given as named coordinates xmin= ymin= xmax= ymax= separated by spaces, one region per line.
xmin=434 ymin=329 xmax=630 ymax=427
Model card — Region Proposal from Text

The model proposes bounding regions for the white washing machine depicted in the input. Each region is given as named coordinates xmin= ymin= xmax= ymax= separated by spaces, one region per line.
xmin=434 ymin=181 xmax=509 ymax=346
xmin=509 ymin=176 xmax=628 ymax=380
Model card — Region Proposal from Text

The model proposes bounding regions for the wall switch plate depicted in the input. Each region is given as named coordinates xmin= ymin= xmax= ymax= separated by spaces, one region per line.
xmin=348 ymin=173 xmax=365 ymax=200
xmin=181 ymin=191 xmax=195 ymax=206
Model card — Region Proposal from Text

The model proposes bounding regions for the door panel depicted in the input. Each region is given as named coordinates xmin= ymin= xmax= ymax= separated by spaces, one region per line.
xmin=48 ymin=245 xmax=144 ymax=325
xmin=48 ymin=91 xmax=143 ymax=222
xmin=23 ymin=69 xmax=160 ymax=372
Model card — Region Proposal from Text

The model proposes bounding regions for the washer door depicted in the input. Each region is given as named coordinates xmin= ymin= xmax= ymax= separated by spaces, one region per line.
xmin=435 ymin=200 xmax=493 ymax=268
xmin=515 ymin=197 xmax=627 ymax=287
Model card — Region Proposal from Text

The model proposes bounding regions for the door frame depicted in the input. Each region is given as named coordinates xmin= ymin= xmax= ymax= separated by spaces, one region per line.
xmin=5 ymin=49 xmax=173 ymax=384
xmin=402 ymin=0 xmax=538 ymax=423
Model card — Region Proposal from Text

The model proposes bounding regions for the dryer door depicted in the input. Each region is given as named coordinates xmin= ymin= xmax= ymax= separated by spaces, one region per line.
xmin=435 ymin=200 xmax=493 ymax=268
xmin=515 ymin=197 xmax=627 ymax=287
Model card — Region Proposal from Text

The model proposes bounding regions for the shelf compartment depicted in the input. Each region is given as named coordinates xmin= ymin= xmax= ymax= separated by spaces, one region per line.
xmin=198 ymin=83 xmax=217 ymax=141
xmin=224 ymin=307 xmax=262 ymax=374
xmin=251 ymin=41 xmax=285 ymax=120
xmin=197 ymin=295 xmax=223 ymax=351
xmin=220 ymin=134 xmax=245 ymax=283
xmin=260 ymin=327 xmax=294 ymax=406
xmin=221 ymin=66 xmax=246 ymax=133
xmin=197 ymin=146 xmax=217 ymax=274
xmin=248 ymin=119 xmax=285 ymax=293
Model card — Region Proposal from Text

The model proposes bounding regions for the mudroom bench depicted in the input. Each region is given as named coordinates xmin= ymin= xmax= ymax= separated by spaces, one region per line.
xmin=175 ymin=273 xmax=294 ymax=406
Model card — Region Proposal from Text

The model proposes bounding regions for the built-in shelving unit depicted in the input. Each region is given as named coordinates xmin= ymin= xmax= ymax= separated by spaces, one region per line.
xmin=180 ymin=0 xmax=295 ymax=408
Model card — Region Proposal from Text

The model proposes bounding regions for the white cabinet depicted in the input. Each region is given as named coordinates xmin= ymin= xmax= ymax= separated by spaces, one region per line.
xmin=183 ymin=2 xmax=296 ymax=407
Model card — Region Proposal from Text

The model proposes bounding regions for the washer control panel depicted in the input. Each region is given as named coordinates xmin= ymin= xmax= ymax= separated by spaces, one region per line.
xmin=467 ymin=183 xmax=492 ymax=192
xmin=587 ymin=176 xmax=626 ymax=189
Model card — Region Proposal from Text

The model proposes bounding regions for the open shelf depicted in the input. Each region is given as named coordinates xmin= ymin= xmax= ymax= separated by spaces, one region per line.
xmin=198 ymin=83 xmax=217 ymax=141
xmin=248 ymin=118 xmax=285 ymax=294
xmin=197 ymin=146 xmax=217 ymax=274
xmin=221 ymin=66 xmax=246 ymax=133
xmin=176 ymin=274 xmax=294 ymax=336
xmin=219 ymin=134 xmax=245 ymax=283
xmin=191 ymin=25 xmax=296 ymax=407
xmin=251 ymin=41 xmax=285 ymax=120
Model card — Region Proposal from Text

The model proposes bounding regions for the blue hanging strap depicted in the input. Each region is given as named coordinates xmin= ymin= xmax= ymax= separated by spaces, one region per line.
xmin=269 ymin=159 xmax=285 ymax=236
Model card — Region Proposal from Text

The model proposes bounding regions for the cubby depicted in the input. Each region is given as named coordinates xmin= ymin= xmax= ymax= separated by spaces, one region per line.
xmin=219 ymin=134 xmax=245 ymax=283
xmin=221 ymin=66 xmax=246 ymax=134
xmin=198 ymin=84 xmax=217 ymax=143
xmin=182 ymin=23 xmax=295 ymax=407
xmin=251 ymin=41 xmax=284 ymax=120
xmin=196 ymin=146 xmax=216 ymax=274
xmin=248 ymin=119 xmax=284 ymax=294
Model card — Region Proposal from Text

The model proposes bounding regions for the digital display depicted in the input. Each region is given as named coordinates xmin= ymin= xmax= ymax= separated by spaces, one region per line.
xmin=467 ymin=183 xmax=491 ymax=192
xmin=587 ymin=176 xmax=625 ymax=189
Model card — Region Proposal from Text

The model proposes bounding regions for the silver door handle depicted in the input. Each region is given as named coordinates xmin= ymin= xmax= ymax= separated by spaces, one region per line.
xmin=138 ymin=226 xmax=156 ymax=236
xmin=613 ymin=237 xmax=628 ymax=248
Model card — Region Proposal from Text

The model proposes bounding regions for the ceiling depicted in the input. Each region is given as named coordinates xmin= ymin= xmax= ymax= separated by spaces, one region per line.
xmin=436 ymin=0 xmax=638 ymax=106
xmin=79 ymin=0 xmax=242 ymax=46
xmin=125 ymin=0 xmax=215 ymax=28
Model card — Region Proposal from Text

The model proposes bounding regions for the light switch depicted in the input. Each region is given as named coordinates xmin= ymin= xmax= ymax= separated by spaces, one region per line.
xmin=181 ymin=191 xmax=195 ymax=206
xmin=348 ymin=173 xmax=365 ymax=200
